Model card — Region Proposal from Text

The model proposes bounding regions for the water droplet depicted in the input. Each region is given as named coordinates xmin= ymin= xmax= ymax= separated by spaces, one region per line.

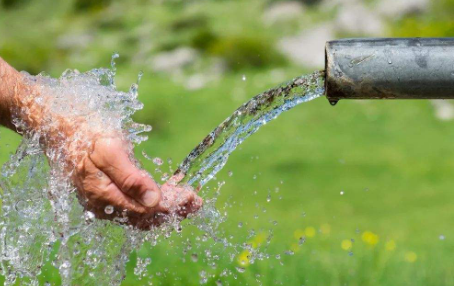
xmin=439 ymin=235 xmax=446 ymax=240
xmin=199 ymin=270 xmax=208 ymax=284
xmin=142 ymin=150 xmax=152 ymax=161
xmin=153 ymin=157 xmax=163 ymax=166
xmin=161 ymin=173 xmax=169 ymax=181
xmin=340 ymin=191 xmax=344 ymax=195
xmin=84 ymin=211 xmax=95 ymax=222
xmin=236 ymin=267 xmax=246 ymax=273
xmin=242 ymin=75 xmax=247 ymax=81
xmin=14 ymin=200 xmax=26 ymax=212
xmin=285 ymin=250 xmax=294 ymax=256
xmin=238 ymin=222 xmax=243 ymax=228
xmin=104 ymin=205 xmax=114 ymax=215
xmin=59 ymin=260 xmax=71 ymax=277
xmin=137 ymin=70 xmax=144 ymax=83
xmin=299 ymin=236 xmax=306 ymax=245
xmin=191 ymin=254 xmax=198 ymax=262
xmin=228 ymin=171 xmax=233 ymax=177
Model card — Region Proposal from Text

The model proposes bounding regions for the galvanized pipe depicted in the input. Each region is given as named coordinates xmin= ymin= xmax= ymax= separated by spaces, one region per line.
xmin=325 ymin=38 xmax=454 ymax=105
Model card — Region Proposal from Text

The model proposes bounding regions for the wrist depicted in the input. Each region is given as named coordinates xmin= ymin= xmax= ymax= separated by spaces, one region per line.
xmin=0 ymin=58 xmax=23 ymax=130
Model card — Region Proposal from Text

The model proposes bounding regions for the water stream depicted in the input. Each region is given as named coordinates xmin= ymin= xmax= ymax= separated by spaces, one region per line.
xmin=0 ymin=60 xmax=325 ymax=285
xmin=175 ymin=71 xmax=325 ymax=188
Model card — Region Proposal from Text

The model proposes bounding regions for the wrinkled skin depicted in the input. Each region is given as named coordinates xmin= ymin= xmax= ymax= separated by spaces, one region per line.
xmin=73 ymin=136 xmax=202 ymax=229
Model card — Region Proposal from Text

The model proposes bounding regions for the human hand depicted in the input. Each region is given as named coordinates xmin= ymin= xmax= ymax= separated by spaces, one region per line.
xmin=73 ymin=136 xmax=202 ymax=228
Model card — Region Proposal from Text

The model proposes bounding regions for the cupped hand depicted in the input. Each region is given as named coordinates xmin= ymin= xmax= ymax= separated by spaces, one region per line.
xmin=72 ymin=136 xmax=202 ymax=229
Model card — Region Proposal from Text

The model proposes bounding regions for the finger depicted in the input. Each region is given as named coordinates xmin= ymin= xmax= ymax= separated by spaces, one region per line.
xmin=176 ymin=197 xmax=202 ymax=218
xmin=159 ymin=185 xmax=201 ymax=215
xmin=79 ymin=156 xmax=150 ymax=215
xmin=167 ymin=172 xmax=185 ymax=186
xmin=89 ymin=137 xmax=162 ymax=209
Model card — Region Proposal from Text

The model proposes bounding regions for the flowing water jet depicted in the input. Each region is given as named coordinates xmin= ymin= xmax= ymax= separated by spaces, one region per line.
xmin=175 ymin=71 xmax=325 ymax=188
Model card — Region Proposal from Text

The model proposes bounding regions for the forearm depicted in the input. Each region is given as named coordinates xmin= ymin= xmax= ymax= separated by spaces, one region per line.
xmin=0 ymin=57 xmax=23 ymax=130
xmin=0 ymin=57 xmax=77 ymax=157
xmin=0 ymin=57 xmax=67 ymax=137
xmin=0 ymin=58 xmax=115 ymax=169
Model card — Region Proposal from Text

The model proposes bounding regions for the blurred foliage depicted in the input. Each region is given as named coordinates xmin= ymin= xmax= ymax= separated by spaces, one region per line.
xmin=0 ymin=0 xmax=29 ymax=9
xmin=0 ymin=0 xmax=288 ymax=73
xmin=208 ymin=36 xmax=286 ymax=70
xmin=391 ymin=0 xmax=454 ymax=37
xmin=269 ymin=0 xmax=322 ymax=6
xmin=73 ymin=0 xmax=112 ymax=12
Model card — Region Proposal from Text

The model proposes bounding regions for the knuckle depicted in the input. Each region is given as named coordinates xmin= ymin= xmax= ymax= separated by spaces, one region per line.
xmin=121 ymin=173 xmax=143 ymax=196
xmin=81 ymin=179 xmax=109 ymax=199
xmin=89 ymin=138 xmax=120 ymax=166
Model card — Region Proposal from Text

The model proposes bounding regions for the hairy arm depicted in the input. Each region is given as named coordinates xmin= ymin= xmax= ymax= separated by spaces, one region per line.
xmin=0 ymin=57 xmax=22 ymax=130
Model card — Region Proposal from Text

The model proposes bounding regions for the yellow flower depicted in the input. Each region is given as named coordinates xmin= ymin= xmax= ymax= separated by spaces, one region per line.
xmin=385 ymin=240 xmax=396 ymax=251
xmin=320 ymin=224 xmax=331 ymax=235
xmin=294 ymin=229 xmax=305 ymax=240
xmin=249 ymin=232 xmax=267 ymax=249
xmin=290 ymin=243 xmax=300 ymax=253
xmin=237 ymin=250 xmax=251 ymax=267
xmin=305 ymin=227 xmax=316 ymax=238
xmin=254 ymin=232 xmax=266 ymax=244
xmin=341 ymin=239 xmax=352 ymax=250
xmin=362 ymin=231 xmax=379 ymax=246
xmin=404 ymin=251 xmax=417 ymax=263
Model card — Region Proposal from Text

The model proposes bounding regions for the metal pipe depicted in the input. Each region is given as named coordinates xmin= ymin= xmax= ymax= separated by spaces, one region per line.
xmin=325 ymin=38 xmax=454 ymax=105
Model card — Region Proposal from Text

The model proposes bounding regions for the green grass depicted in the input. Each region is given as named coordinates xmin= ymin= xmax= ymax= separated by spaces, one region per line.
xmin=2 ymin=0 xmax=454 ymax=285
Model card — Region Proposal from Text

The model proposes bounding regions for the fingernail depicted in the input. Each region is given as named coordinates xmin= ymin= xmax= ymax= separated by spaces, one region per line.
xmin=142 ymin=190 xmax=160 ymax=208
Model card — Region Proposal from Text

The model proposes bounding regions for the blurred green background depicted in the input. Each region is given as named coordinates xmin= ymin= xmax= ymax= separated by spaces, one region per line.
xmin=2 ymin=0 xmax=454 ymax=285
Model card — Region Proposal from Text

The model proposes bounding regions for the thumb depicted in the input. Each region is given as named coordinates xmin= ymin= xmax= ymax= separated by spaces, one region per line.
xmin=89 ymin=137 xmax=162 ymax=209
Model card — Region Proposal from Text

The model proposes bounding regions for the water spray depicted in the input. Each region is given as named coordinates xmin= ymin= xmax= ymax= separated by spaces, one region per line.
xmin=325 ymin=38 xmax=454 ymax=105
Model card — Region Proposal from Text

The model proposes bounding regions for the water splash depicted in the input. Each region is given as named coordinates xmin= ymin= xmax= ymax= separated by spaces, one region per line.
xmin=175 ymin=71 xmax=325 ymax=188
